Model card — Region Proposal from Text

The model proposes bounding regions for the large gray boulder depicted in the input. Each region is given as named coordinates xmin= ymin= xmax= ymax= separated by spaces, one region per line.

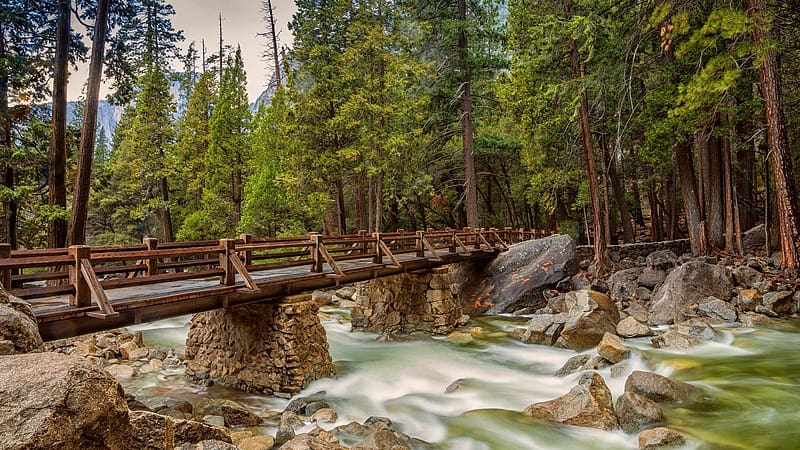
xmin=624 ymin=371 xmax=697 ymax=405
xmin=524 ymin=372 xmax=619 ymax=431
xmin=0 ymin=286 xmax=42 ymax=354
xmin=615 ymin=392 xmax=663 ymax=434
xmin=648 ymin=261 xmax=733 ymax=325
xmin=456 ymin=235 xmax=578 ymax=314
xmin=556 ymin=290 xmax=620 ymax=351
xmin=129 ymin=411 xmax=232 ymax=450
xmin=0 ymin=353 xmax=132 ymax=449
xmin=607 ymin=268 xmax=643 ymax=303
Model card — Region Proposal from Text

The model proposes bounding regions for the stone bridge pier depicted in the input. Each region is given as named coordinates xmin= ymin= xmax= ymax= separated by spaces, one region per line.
xmin=351 ymin=266 xmax=467 ymax=335
xmin=184 ymin=295 xmax=334 ymax=398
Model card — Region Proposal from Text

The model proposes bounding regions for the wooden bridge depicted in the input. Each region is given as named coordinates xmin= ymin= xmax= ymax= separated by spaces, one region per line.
xmin=0 ymin=228 xmax=539 ymax=341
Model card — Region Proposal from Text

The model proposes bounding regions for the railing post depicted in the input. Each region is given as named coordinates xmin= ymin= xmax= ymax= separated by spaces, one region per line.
xmin=68 ymin=245 xmax=91 ymax=307
xmin=310 ymin=233 xmax=323 ymax=273
xmin=416 ymin=231 xmax=425 ymax=258
xmin=0 ymin=244 xmax=10 ymax=289
xmin=449 ymin=230 xmax=457 ymax=253
xmin=373 ymin=233 xmax=383 ymax=264
xmin=359 ymin=230 xmax=368 ymax=255
xmin=219 ymin=239 xmax=236 ymax=285
xmin=473 ymin=228 xmax=482 ymax=250
xmin=239 ymin=233 xmax=253 ymax=265
xmin=397 ymin=229 xmax=404 ymax=251
xmin=143 ymin=237 xmax=158 ymax=276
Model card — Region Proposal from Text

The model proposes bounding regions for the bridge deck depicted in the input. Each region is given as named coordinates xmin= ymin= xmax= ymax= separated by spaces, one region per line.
xmin=0 ymin=229 xmax=536 ymax=340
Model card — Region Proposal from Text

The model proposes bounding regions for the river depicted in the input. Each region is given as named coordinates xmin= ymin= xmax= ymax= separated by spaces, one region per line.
xmin=121 ymin=310 xmax=800 ymax=449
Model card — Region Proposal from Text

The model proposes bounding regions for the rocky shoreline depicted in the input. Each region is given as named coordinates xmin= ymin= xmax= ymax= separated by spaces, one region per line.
xmin=0 ymin=234 xmax=798 ymax=449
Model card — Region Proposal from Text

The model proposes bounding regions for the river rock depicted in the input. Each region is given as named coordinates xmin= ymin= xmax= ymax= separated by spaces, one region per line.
xmin=607 ymin=268 xmax=643 ymax=303
xmin=333 ymin=422 xmax=371 ymax=440
xmin=597 ymin=333 xmax=629 ymax=363
xmin=761 ymin=291 xmax=794 ymax=315
xmin=512 ymin=314 xmax=565 ymax=346
xmin=445 ymin=331 xmax=474 ymax=345
xmin=651 ymin=319 xmax=716 ymax=351
xmin=351 ymin=429 xmax=411 ymax=450
xmin=175 ymin=440 xmax=239 ymax=450
xmin=311 ymin=408 xmax=338 ymax=424
xmin=0 ymin=352 xmax=131 ymax=449
xmin=638 ymin=427 xmax=686 ymax=449
xmin=735 ymin=289 xmax=761 ymax=311
xmin=275 ymin=423 xmax=295 ymax=447
xmin=238 ymin=435 xmax=275 ymax=450
xmin=456 ymin=235 xmax=578 ymax=314
xmin=696 ymin=298 xmax=737 ymax=322
xmin=311 ymin=290 xmax=333 ymax=306
xmin=556 ymin=290 xmax=620 ymax=351
xmin=193 ymin=398 xmax=263 ymax=427
xmin=732 ymin=266 xmax=763 ymax=288
xmin=616 ymin=316 xmax=652 ymax=338
xmin=554 ymin=354 xmax=592 ymax=376
xmin=105 ymin=363 xmax=137 ymax=379
xmin=648 ymin=261 xmax=733 ymax=325
xmin=615 ymin=392 xmax=663 ymax=434
xmin=625 ymin=371 xmax=696 ymax=404
xmin=524 ymin=372 xmax=619 ymax=431
xmin=0 ymin=288 xmax=42 ymax=354
xmin=637 ymin=269 xmax=666 ymax=290
xmin=739 ymin=312 xmax=775 ymax=327
xmin=129 ymin=411 xmax=231 ymax=450
xmin=646 ymin=250 xmax=678 ymax=271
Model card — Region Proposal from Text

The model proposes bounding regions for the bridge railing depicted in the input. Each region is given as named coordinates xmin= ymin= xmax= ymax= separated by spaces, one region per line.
xmin=0 ymin=227 xmax=539 ymax=319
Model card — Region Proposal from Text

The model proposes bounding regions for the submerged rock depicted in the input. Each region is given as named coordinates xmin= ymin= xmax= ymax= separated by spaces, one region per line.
xmin=351 ymin=429 xmax=411 ymax=450
xmin=648 ymin=261 xmax=733 ymax=325
xmin=625 ymin=371 xmax=697 ymax=405
xmin=524 ymin=372 xmax=619 ymax=431
xmin=615 ymin=392 xmax=663 ymax=434
xmin=193 ymin=398 xmax=263 ymax=427
xmin=0 ymin=353 xmax=131 ymax=449
xmin=638 ymin=427 xmax=686 ymax=449
xmin=651 ymin=319 xmax=717 ymax=351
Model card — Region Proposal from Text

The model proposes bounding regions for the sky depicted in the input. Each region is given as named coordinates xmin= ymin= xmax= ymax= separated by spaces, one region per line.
xmin=69 ymin=0 xmax=298 ymax=103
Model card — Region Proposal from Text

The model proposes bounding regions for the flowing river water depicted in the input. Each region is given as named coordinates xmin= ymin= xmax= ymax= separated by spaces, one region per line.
xmin=121 ymin=310 xmax=800 ymax=450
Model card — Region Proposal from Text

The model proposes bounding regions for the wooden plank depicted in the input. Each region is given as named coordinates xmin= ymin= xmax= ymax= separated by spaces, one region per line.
xmin=421 ymin=237 xmax=443 ymax=261
xmin=90 ymin=246 xmax=223 ymax=263
xmin=235 ymin=241 xmax=312 ymax=251
xmin=453 ymin=235 xmax=472 ymax=256
xmin=317 ymin=242 xmax=345 ymax=277
xmin=101 ymin=269 xmax=224 ymax=290
xmin=80 ymin=260 xmax=119 ymax=319
xmin=378 ymin=239 xmax=402 ymax=269
xmin=229 ymin=253 xmax=259 ymax=291
xmin=10 ymin=284 xmax=74 ymax=300
xmin=0 ymin=254 xmax=74 ymax=270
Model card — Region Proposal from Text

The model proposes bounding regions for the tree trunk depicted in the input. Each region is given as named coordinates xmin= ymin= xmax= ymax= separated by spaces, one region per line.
xmin=0 ymin=25 xmax=16 ymax=249
xmin=722 ymin=121 xmax=736 ymax=254
xmin=159 ymin=176 xmax=174 ymax=242
xmin=458 ymin=0 xmax=479 ymax=228
xmin=566 ymin=16 xmax=607 ymax=271
xmin=264 ymin=0 xmax=281 ymax=89
xmin=69 ymin=0 xmax=110 ymax=246
xmin=735 ymin=122 xmax=757 ymax=230
xmin=48 ymin=0 xmax=70 ymax=249
xmin=648 ymin=181 xmax=663 ymax=241
xmin=375 ymin=172 xmax=384 ymax=232
xmin=233 ymin=168 xmax=242 ymax=228
xmin=705 ymin=131 xmax=725 ymax=250
xmin=676 ymin=140 xmax=707 ymax=256
xmin=603 ymin=138 xmax=635 ymax=243
xmin=749 ymin=0 xmax=800 ymax=276
xmin=335 ymin=178 xmax=346 ymax=234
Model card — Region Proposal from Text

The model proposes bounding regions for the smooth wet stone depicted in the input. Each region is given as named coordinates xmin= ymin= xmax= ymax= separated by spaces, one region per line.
xmin=638 ymin=427 xmax=686 ymax=449
xmin=351 ymin=429 xmax=410 ymax=450
xmin=616 ymin=316 xmax=652 ymax=338
xmin=238 ymin=435 xmax=275 ymax=450
xmin=625 ymin=371 xmax=697 ymax=404
xmin=597 ymin=333 xmax=629 ymax=364
xmin=311 ymin=408 xmax=338 ymax=424
xmin=615 ymin=392 xmax=663 ymax=433
xmin=105 ymin=363 xmax=136 ymax=379
xmin=554 ymin=354 xmax=592 ymax=377
xmin=556 ymin=290 xmax=620 ymax=351
xmin=194 ymin=398 xmax=263 ymax=427
xmin=524 ymin=372 xmax=619 ymax=431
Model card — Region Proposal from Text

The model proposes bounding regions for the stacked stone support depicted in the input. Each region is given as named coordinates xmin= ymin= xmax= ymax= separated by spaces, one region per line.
xmin=351 ymin=267 xmax=464 ymax=335
xmin=185 ymin=295 xmax=334 ymax=397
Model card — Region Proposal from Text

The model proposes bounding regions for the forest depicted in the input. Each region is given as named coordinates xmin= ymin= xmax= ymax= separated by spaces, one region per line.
xmin=2 ymin=0 xmax=800 ymax=276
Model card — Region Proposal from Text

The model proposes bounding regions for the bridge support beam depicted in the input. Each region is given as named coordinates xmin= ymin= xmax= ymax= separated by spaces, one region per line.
xmin=184 ymin=294 xmax=334 ymax=398
xmin=351 ymin=267 xmax=467 ymax=335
